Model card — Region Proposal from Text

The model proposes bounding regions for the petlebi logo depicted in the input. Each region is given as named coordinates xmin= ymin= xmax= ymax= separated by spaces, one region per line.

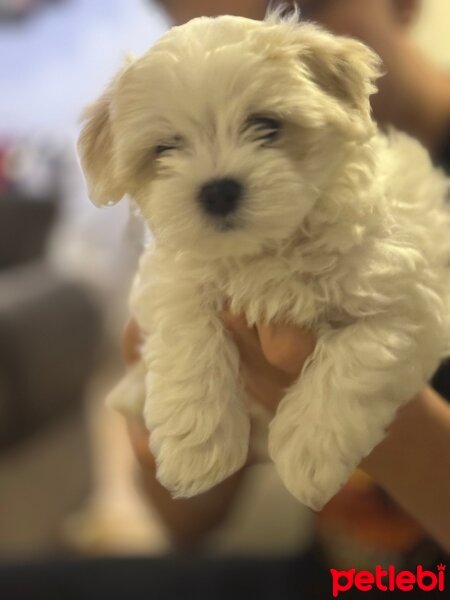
xmin=330 ymin=563 xmax=446 ymax=597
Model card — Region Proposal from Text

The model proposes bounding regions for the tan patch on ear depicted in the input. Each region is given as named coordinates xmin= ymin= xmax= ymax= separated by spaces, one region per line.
xmin=78 ymin=91 xmax=126 ymax=206
xmin=78 ymin=56 xmax=136 ymax=206
xmin=292 ymin=24 xmax=383 ymax=138
xmin=301 ymin=36 xmax=382 ymax=112
xmin=308 ymin=58 xmax=360 ymax=106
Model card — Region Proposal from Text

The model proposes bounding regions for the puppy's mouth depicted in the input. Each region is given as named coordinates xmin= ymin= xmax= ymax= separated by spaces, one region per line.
xmin=212 ymin=215 xmax=239 ymax=232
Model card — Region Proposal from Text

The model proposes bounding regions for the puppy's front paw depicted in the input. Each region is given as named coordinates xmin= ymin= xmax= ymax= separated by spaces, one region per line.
xmin=269 ymin=412 xmax=350 ymax=511
xmin=150 ymin=410 xmax=251 ymax=497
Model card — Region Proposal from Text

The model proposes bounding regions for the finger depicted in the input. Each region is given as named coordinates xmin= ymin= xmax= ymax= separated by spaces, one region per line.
xmin=220 ymin=310 xmax=261 ymax=354
xmin=257 ymin=321 xmax=316 ymax=375
xmin=220 ymin=310 xmax=307 ymax=384
xmin=122 ymin=319 xmax=143 ymax=365
xmin=220 ymin=311 xmax=256 ymax=340
xmin=221 ymin=311 xmax=296 ymax=411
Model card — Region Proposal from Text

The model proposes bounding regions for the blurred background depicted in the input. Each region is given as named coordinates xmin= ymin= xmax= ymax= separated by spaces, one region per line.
xmin=0 ymin=0 xmax=172 ymax=561
xmin=0 ymin=0 xmax=449 ymax=588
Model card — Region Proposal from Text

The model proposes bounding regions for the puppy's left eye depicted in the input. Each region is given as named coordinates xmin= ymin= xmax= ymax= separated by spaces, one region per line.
xmin=244 ymin=115 xmax=281 ymax=144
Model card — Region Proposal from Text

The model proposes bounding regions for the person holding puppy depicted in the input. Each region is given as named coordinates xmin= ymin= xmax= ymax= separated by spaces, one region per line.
xmin=125 ymin=0 xmax=450 ymax=553
xmin=1 ymin=3 xmax=449 ymax=600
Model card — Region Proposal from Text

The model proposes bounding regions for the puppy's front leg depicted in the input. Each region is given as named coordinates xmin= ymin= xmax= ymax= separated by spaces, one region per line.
xmin=141 ymin=280 xmax=250 ymax=497
xmin=269 ymin=317 xmax=427 ymax=510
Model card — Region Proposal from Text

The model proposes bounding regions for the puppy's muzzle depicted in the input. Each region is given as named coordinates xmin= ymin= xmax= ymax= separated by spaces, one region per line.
xmin=198 ymin=178 xmax=242 ymax=217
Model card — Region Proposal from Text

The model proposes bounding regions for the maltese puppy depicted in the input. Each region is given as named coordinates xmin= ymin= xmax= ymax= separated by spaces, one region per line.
xmin=78 ymin=11 xmax=450 ymax=510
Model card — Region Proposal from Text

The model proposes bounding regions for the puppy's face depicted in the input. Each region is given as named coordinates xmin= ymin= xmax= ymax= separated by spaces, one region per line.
xmin=79 ymin=15 xmax=380 ymax=258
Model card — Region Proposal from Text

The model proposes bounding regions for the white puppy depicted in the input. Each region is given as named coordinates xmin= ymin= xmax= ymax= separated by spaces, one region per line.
xmin=78 ymin=11 xmax=450 ymax=510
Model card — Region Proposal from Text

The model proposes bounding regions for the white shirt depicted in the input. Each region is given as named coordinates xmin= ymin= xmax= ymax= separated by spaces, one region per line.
xmin=0 ymin=0 xmax=169 ymax=136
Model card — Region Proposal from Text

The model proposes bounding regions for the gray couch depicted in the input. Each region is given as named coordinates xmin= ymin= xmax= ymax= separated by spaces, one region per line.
xmin=0 ymin=192 xmax=102 ymax=556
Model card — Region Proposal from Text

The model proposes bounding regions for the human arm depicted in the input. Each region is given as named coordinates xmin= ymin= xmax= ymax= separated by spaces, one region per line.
xmin=361 ymin=385 xmax=450 ymax=552
xmin=223 ymin=313 xmax=450 ymax=552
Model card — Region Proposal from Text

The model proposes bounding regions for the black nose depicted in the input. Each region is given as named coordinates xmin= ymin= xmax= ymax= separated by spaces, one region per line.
xmin=198 ymin=178 xmax=242 ymax=217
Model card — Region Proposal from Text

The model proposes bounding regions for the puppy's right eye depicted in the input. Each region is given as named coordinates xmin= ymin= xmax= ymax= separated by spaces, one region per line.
xmin=155 ymin=144 xmax=177 ymax=155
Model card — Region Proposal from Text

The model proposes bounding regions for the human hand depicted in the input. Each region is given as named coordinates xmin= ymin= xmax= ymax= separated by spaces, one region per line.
xmin=219 ymin=311 xmax=316 ymax=414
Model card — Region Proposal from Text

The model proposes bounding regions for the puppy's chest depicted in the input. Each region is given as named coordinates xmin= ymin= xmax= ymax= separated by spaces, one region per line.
xmin=212 ymin=256 xmax=333 ymax=327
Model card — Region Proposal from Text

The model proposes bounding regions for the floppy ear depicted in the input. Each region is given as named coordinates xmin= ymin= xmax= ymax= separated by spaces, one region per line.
xmin=78 ymin=62 xmax=134 ymax=206
xmin=297 ymin=24 xmax=383 ymax=135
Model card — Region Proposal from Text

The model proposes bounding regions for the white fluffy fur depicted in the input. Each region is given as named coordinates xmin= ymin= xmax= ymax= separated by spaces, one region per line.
xmin=78 ymin=13 xmax=450 ymax=510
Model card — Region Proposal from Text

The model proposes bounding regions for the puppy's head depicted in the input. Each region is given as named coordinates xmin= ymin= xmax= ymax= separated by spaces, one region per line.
xmin=78 ymin=13 xmax=381 ymax=258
